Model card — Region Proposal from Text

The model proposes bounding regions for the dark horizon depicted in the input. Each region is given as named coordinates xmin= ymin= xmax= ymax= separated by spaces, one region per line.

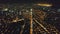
xmin=0 ymin=0 xmax=60 ymax=8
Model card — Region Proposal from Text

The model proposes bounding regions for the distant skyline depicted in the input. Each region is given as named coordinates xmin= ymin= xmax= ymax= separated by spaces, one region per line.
xmin=0 ymin=0 xmax=60 ymax=8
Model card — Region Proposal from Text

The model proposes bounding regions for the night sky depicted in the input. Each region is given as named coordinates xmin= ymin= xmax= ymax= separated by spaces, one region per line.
xmin=0 ymin=0 xmax=60 ymax=8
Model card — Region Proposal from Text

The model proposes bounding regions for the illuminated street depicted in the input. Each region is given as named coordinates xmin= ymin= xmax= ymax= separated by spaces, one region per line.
xmin=0 ymin=0 xmax=60 ymax=34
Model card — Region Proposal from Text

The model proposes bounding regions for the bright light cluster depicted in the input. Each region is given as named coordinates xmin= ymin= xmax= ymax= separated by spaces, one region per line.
xmin=36 ymin=3 xmax=52 ymax=7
